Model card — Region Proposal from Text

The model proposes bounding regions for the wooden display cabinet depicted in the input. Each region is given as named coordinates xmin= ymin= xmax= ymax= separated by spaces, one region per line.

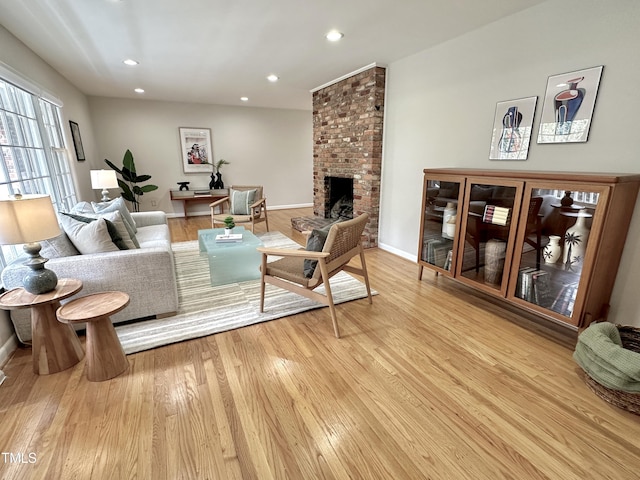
xmin=418 ymin=168 xmax=640 ymax=329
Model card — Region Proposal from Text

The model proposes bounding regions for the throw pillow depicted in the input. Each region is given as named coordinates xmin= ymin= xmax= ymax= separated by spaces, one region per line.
xmin=92 ymin=197 xmax=139 ymax=246
xmin=229 ymin=189 xmax=257 ymax=215
xmin=76 ymin=210 xmax=138 ymax=250
xmin=40 ymin=231 xmax=80 ymax=258
xmin=303 ymin=222 xmax=336 ymax=278
xmin=61 ymin=213 xmax=130 ymax=251
xmin=92 ymin=197 xmax=137 ymax=234
xmin=58 ymin=214 xmax=120 ymax=254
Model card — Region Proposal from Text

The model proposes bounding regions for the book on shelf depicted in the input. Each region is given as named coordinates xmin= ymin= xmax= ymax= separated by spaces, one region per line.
xmin=215 ymin=233 xmax=243 ymax=242
xmin=443 ymin=250 xmax=453 ymax=271
xmin=516 ymin=267 xmax=536 ymax=300
xmin=193 ymin=190 xmax=212 ymax=196
xmin=423 ymin=238 xmax=452 ymax=268
xmin=550 ymin=282 xmax=579 ymax=317
xmin=483 ymin=205 xmax=511 ymax=226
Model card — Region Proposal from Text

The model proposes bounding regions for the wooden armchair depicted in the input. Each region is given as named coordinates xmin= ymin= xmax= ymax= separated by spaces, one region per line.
xmin=210 ymin=185 xmax=269 ymax=232
xmin=257 ymin=214 xmax=372 ymax=338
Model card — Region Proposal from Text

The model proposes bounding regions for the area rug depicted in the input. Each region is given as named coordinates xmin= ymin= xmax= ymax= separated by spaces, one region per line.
xmin=115 ymin=231 xmax=374 ymax=354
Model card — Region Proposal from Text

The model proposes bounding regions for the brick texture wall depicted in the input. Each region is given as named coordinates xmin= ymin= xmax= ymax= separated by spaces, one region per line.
xmin=312 ymin=66 xmax=385 ymax=248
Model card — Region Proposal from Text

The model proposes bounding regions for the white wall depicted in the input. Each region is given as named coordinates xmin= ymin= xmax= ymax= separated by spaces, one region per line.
xmin=88 ymin=97 xmax=313 ymax=215
xmin=381 ymin=0 xmax=640 ymax=326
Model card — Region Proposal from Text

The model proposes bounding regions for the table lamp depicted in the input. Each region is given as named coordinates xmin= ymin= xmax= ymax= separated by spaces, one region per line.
xmin=90 ymin=169 xmax=119 ymax=202
xmin=0 ymin=194 xmax=62 ymax=294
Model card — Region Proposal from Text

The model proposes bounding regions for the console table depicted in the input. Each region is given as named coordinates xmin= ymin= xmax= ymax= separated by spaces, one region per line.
xmin=170 ymin=189 xmax=228 ymax=217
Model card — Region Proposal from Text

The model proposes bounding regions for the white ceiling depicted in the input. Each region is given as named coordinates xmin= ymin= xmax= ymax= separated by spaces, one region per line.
xmin=0 ymin=0 xmax=546 ymax=111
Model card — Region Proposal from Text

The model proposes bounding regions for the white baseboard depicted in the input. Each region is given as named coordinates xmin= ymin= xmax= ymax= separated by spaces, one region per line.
xmin=378 ymin=242 xmax=416 ymax=262
xmin=166 ymin=203 xmax=314 ymax=219
xmin=0 ymin=333 xmax=18 ymax=369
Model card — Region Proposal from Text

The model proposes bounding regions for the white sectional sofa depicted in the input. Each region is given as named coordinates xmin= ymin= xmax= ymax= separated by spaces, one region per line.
xmin=1 ymin=209 xmax=179 ymax=344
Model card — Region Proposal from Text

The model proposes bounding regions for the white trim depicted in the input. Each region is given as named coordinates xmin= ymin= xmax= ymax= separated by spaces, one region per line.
xmin=310 ymin=63 xmax=387 ymax=92
xmin=0 ymin=61 xmax=64 ymax=106
xmin=378 ymin=242 xmax=416 ymax=262
xmin=0 ymin=333 xmax=18 ymax=370
xmin=166 ymin=202 xmax=314 ymax=218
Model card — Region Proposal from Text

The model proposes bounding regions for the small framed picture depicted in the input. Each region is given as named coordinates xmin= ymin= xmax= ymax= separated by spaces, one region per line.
xmin=69 ymin=120 xmax=85 ymax=161
xmin=489 ymin=96 xmax=537 ymax=160
xmin=179 ymin=127 xmax=213 ymax=173
xmin=537 ymin=65 xmax=604 ymax=144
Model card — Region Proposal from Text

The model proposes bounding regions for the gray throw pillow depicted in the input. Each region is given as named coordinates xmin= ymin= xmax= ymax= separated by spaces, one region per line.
xmin=229 ymin=189 xmax=257 ymax=215
xmin=303 ymin=222 xmax=336 ymax=278
xmin=40 ymin=231 xmax=80 ymax=258
xmin=92 ymin=197 xmax=138 ymax=235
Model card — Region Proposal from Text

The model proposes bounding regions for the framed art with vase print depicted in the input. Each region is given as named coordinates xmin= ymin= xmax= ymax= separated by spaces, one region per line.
xmin=489 ymin=96 xmax=537 ymax=160
xmin=537 ymin=66 xmax=603 ymax=144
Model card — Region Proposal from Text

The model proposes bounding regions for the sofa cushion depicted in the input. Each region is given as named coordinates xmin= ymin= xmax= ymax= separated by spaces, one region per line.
xmin=230 ymin=189 xmax=257 ymax=215
xmin=92 ymin=197 xmax=138 ymax=237
xmin=59 ymin=214 xmax=120 ymax=254
xmin=78 ymin=210 xmax=138 ymax=250
xmin=135 ymin=224 xmax=171 ymax=249
xmin=40 ymin=231 xmax=81 ymax=258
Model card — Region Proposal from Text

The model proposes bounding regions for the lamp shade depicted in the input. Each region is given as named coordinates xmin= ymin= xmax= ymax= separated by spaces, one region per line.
xmin=90 ymin=170 xmax=118 ymax=189
xmin=0 ymin=194 xmax=61 ymax=245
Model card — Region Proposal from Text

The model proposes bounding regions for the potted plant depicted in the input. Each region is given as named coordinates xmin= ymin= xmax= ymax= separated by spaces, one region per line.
xmin=105 ymin=149 xmax=158 ymax=212
xmin=223 ymin=216 xmax=235 ymax=235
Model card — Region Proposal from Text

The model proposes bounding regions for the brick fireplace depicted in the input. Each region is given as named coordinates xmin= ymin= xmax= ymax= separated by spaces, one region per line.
xmin=292 ymin=64 xmax=385 ymax=248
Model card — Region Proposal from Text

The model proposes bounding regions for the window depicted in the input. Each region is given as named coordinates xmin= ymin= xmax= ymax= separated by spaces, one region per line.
xmin=0 ymin=78 xmax=77 ymax=270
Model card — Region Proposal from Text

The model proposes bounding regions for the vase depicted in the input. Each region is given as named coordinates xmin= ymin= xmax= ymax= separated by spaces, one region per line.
xmin=442 ymin=202 xmax=456 ymax=237
xmin=543 ymin=235 xmax=562 ymax=264
xmin=224 ymin=228 xmax=233 ymax=236
xmin=208 ymin=174 xmax=215 ymax=189
xmin=212 ymin=172 xmax=224 ymax=189
xmin=563 ymin=215 xmax=590 ymax=271
xmin=485 ymin=239 xmax=506 ymax=285
xmin=445 ymin=214 xmax=456 ymax=238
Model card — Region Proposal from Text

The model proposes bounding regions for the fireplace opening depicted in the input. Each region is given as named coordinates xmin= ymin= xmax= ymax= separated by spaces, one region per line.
xmin=325 ymin=176 xmax=353 ymax=220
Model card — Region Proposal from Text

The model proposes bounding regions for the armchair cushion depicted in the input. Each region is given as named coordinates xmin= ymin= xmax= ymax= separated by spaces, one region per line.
xmin=230 ymin=188 xmax=257 ymax=215
xmin=303 ymin=221 xmax=339 ymax=278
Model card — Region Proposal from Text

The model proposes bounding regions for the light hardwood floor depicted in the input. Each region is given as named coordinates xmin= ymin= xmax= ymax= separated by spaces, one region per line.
xmin=1 ymin=207 xmax=639 ymax=479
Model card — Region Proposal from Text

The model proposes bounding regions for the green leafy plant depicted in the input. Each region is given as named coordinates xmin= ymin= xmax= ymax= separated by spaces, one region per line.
xmin=215 ymin=159 xmax=230 ymax=173
xmin=105 ymin=149 xmax=158 ymax=212
xmin=223 ymin=216 xmax=235 ymax=229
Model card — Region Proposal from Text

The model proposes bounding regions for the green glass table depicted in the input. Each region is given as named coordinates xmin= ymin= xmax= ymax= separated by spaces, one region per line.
xmin=198 ymin=227 xmax=264 ymax=286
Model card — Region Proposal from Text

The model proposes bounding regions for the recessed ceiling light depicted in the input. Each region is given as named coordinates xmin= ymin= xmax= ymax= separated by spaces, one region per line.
xmin=134 ymin=88 xmax=145 ymax=94
xmin=267 ymin=74 xmax=279 ymax=82
xmin=326 ymin=30 xmax=344 ymax=42
xmin=123 ymin=59 xmax=139 ymax=66
xmin=240 ymin=97 xmax=249 ymax=102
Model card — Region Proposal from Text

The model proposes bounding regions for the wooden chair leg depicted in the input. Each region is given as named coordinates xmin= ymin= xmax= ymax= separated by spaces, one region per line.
xmin=318 ymin=259 xmax=340 ymax=338
xmin=264 ymin=207 xmax=270 ymax=232
xmin=359 ymin=245 xmax=373 ymax=304
xmin=259 ymin=255 xmax=267 ymax=313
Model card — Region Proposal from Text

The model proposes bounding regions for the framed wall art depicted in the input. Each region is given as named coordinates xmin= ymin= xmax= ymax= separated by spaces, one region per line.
xmin=537 ymin=65 xmax=603 ymax=144
xmin=69 ymin=120 xmax=85 ymax=161
xmin=489 ymin=96 xmax=537 ymax=160
xmin=179 ymin=127 xmax=213 ymax=173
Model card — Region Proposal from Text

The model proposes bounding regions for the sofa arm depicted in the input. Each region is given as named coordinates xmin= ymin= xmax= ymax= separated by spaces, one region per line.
xmin=131 ymin=211 xmax=167 ymax=227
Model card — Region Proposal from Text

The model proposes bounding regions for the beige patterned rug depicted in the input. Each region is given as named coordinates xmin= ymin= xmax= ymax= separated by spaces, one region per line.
xmin=115 ymin=231 xmax=374 ymax=354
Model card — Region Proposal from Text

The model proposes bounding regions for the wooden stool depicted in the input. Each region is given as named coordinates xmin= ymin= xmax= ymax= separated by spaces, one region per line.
xmin=0 ymin=278 xmax=84 ymax=375
xmin=57 ymin=291 xmax=130 ymax=382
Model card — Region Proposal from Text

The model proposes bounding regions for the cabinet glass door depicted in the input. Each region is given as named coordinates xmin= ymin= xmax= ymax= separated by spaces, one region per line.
xmin=457 ymin=179 xmax=522 ymax=294
xmin=510 ymin=185 xmax=603 ymax=322
xmin=419 ymin=176 xmax=463 ymax=273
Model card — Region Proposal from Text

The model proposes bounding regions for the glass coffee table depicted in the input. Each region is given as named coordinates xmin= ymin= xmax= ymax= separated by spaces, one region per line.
xmin=198 ymin=227 xmax=264 ymax=286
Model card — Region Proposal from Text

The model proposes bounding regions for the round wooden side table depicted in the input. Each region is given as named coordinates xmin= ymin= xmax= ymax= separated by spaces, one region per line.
xmin=57 ymin=291 xmax=130 ymax=382
xmin=0 ymin=278 xmax=84 ymax=375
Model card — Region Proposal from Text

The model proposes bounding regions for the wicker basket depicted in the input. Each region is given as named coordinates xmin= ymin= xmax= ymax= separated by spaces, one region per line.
xmin=583 ymin=325 xmax=640 ymax=415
